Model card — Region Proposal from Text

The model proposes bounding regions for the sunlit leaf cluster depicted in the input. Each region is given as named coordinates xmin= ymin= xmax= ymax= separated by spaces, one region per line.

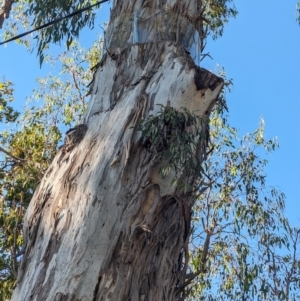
xmin=27 ymin=0 xmax=100 ymax=64
xmin=0 ymin=80 xmax=19 ymax=124
xmin=202 ymin=0 xmax=238 ymax=39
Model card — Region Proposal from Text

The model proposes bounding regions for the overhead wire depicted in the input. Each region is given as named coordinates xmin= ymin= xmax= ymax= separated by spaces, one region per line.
xmin=0 ymin=0 xmax=110 ymax=46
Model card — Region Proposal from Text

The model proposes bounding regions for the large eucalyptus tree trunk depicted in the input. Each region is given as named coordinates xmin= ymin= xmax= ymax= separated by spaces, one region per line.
xmin=12 ymin=1 xmax=223 ymax=300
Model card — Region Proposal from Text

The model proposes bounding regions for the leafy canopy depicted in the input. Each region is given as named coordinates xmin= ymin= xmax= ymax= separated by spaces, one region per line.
xmin=187 ymin=110 xmax=300 ymax=301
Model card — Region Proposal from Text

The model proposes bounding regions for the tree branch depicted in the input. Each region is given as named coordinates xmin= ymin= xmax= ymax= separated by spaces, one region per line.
xmin=0 ymin=146 xmax=26 ymax=162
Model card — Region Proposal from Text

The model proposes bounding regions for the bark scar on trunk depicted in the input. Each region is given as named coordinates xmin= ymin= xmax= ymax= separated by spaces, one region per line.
xmin=58 ymin=124 xmax=88 ymax=165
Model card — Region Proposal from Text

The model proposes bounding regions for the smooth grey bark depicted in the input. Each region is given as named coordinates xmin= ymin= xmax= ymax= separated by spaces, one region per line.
xmin=12 ymin=1 xmax=223 ymax=300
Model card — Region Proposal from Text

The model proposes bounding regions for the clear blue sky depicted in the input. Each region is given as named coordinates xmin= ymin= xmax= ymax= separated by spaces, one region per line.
xmin=202 ymin=0 xmax=300 ymax=226
xmin=0 ymin=0 xmax=299 ymax=225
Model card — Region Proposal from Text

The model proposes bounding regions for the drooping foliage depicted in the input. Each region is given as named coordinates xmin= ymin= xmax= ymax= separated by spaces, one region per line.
xmin=137 ymin=105 xmax=209 ymax=187
xmin=1 ymin=0 xmax=102 ymax=63
xmin=26 ymin=0 xmax=101 ymax=64
xmin=202 ymin=0 xmax=238 ymax=38
xmin=186 ymin=109 xmax=300 ymax=301
xmin=1 ymin=0 xmax=237 ymax=63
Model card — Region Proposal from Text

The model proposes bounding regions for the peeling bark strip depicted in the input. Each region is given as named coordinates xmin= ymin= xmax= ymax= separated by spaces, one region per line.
xmin=12 ymin=1 xmax=223 ymax=301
